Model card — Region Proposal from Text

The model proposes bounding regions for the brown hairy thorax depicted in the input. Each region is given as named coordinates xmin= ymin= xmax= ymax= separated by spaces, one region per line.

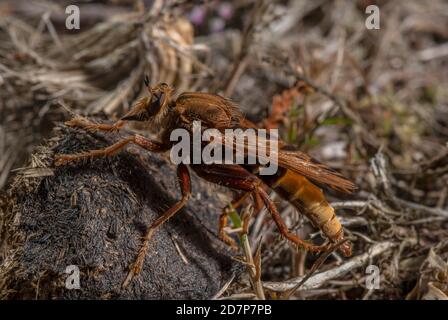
xmin=54 ymin=79 xmax=356 ymax=288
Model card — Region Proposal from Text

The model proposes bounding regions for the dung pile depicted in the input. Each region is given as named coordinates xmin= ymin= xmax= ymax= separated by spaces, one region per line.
xmin=0 ymin=126 xmax=237 ymax=299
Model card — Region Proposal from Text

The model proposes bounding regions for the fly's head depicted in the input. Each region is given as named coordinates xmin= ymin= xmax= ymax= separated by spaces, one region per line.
xmin=121 ymin=77 xmax=174 ymax=122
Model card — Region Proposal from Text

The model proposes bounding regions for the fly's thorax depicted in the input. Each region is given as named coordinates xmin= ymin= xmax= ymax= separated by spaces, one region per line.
xmin=159 ymin=107 xmax=182 ymax=144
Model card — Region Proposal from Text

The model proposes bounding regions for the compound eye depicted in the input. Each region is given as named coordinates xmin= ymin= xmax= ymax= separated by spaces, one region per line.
xmin=148 ymin=92 xmax=165 ymax=116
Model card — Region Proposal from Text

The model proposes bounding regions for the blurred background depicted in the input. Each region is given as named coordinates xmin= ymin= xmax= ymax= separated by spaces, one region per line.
xmin=0 ymin=0 xmax=447 ymax=299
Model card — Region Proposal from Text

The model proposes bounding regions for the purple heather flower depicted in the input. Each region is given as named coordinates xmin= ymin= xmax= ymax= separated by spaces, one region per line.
xmin=217 ymin=2 xmax=233 ymax=20
xmin=189 ymin=6 xmax=207 ymax=26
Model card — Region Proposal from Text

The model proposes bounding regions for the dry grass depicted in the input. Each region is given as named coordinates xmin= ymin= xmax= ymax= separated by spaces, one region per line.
xmin=1 ymin=0 xmax=447 ymax=300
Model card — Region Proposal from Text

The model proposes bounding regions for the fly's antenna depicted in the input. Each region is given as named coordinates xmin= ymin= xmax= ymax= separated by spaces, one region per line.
xmin=144 ymin=74 xmax=150 ymax=87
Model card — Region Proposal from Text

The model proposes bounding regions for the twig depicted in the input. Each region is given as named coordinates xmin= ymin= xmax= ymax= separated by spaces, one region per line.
xmin=170 ymin=235 xmax=189 ymax=265
xmin=223 ymin=0 xmax=269 ymax=97
xmin=240 ymin=206 xmax=265 ymax=300
xmin=371 ymin=152 xmax=448 ymax=218
xmin=330 ymin=200 xmax=369 ymax=209
xmin=394 ymin=197 xmax=448 ymax=218
xmin=418 ymin=43 xmax=448 ymax=61
xmin=211 ymin=272 xmax=236 ymax=300
xmin=218 ymin=293 xmax=257 ymax=300
xmin=263 ymin=241 xmax=396 ymax=292
xmin=282 ymin=239 xmax=350 ymax=299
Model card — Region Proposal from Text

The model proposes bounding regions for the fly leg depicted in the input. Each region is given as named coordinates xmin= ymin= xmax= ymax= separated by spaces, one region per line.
xmin=191 ymin=164 xmax=331 ymax=254
xmin=256 ymin=187 xmax=331 ymax=253
xmin=54 ymin=134 xmax=170 ymax=166
xmin=64 ymin=117 xmax=126 ymax=133
xmin=64 ymin=96 xmax=150 ymax=133
xmin=122 ymin=164 xmax=191 ymax=288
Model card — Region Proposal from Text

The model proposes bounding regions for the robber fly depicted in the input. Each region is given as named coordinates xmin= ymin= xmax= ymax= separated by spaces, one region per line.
xmin=55 ymin=78 xmax=356 ymax=288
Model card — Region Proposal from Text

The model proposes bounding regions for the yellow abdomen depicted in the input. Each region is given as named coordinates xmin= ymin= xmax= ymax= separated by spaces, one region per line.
xmin=265 ymin=168 xmax=351 ymax=256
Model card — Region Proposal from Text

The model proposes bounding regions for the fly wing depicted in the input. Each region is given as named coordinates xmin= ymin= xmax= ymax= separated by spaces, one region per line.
xmin=276 ymin=150 xmax=356 ymax=193
xmin=218 ymin=134 xmax=356 ymax=193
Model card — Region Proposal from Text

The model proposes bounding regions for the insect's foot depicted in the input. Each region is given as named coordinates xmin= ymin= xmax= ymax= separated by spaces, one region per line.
xmin=54 ymin=154 xmax=78 ymax=166
xmin=219 ymin=232 xmax=239 ymax=251
xmin=285 ymin=233 xmax=331 ymax=254
xmin=300 ymin=241 xmax=330 ymax=254
xmin=65 ymin=117 xmax=98 ymax=133
xmin=65 ymin=117 xmax=88 ymax=128
xmin=338 ymin=240 xmax=352 ymax=257
xmin=100 ymin=125 xmax=121 ymax=134
xmin=122 ymin=264 xmax=137 ymax=288
xmin=122 ymin=252 xmax=146 ymax=288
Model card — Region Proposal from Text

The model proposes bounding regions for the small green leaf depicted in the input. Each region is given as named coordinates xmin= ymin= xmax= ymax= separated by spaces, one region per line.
xmin=321 ymin=117 xmax=353 ymax=126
